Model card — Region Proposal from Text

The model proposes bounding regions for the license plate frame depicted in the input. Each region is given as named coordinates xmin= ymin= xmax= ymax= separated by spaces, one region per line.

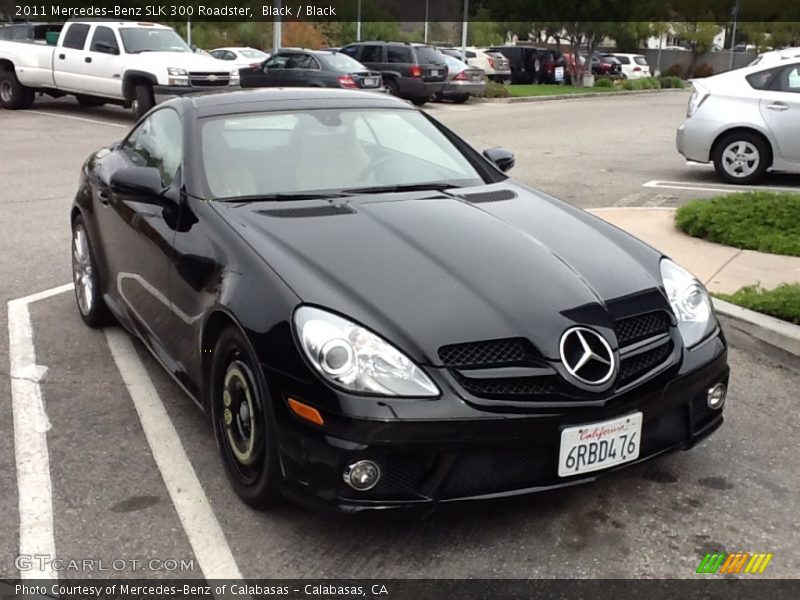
xmin=558 ymin=412 xmax=642 ymax=477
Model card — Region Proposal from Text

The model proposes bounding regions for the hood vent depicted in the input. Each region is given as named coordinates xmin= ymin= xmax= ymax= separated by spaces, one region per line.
xmin=257 ymin=205 xmax=356 ymax=218
xmin=459 ymin=189 xmax=517 ymax=203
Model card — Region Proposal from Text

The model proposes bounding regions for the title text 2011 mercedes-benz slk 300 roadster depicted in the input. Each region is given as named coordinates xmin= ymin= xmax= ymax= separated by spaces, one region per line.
xmin=71 ymin=88 xmax=729 ymax=511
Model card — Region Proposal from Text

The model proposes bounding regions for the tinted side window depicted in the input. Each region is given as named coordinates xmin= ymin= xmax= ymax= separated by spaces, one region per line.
xmin=122 ymin=109 xmax=183 ymax=186
xmin=615 ymin=56 xmax=630 ymax=64
xmin=265 ymin=54 xmax=289 ymax=69
xmin=90 ymin=26 xmax=118 ymax=53
xmin=387 ymin=46 xmax=412 ymax=63
xmin=340 ymin=45 xmax=360 ymax=58
xmin=62 ymin=23 xmax=90 ymax=50
xmin=778 ymin=65 xmax=800 ymax=93
xmin=746 ymin=67 xmax=781 ymax=90
xmin=361 ymin=45 xmax=383 ymax=63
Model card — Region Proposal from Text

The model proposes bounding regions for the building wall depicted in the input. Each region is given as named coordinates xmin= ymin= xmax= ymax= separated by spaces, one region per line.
xmin=642 ymin=48 xmax=757 ymax=77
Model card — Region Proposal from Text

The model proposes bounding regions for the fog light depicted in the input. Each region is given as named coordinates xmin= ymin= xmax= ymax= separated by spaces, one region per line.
xmin=343 ymin=460 xmax=381 ymax=491
xmin=707 ymin=383 xmax=726 ymax=409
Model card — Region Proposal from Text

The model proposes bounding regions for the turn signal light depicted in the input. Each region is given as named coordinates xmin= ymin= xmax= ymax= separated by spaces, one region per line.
xmin=410 ymin=65 xmax=422 ymax=77
xmin=288 ymin=397 xmax=324 ymax=425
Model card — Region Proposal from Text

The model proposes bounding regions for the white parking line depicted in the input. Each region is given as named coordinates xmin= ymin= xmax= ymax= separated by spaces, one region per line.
xmin=27 ymin=110 xmax=128 ymax=128
xmin=8 ymin=282 xmax=73 ymax=580
xmin=643 ymin=179 xmax=800 ymax=194
xmin=105 ymin=329 xmax=244 ymax=581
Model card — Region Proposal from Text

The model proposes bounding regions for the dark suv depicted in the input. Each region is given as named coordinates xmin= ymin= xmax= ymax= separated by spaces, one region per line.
xmin=489 ymin=46 xmax=566 ymax=84
xmin=339 ymin=41 xmax=447 ymax=105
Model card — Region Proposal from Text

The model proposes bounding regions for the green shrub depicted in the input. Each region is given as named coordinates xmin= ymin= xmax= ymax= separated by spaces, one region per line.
xmin=594 ymin=77 xmax=614 ymax=88
xmin=622 ymin=78 xmax=637 ymax=90
xmin=716 ymin=284 xmax=800 ymax=325
xmin=480 ymin=81 xmax=511 ymax=98
xmin=658 ymin=76 xmax=673 ymax=88
xmin=675 ymin=192 xmax=800 ymax=256
xmin=671 ymin=76 xmax=686 ymax=88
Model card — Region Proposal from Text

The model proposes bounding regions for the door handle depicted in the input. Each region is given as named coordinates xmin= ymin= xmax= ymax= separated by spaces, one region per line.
xmin=85 ymin=56 xmax=92 ymax=63
xmin=58 ymin=53 xmax=65 ymax=60
xmin=767 ymin=102 xmax=789 ymax=111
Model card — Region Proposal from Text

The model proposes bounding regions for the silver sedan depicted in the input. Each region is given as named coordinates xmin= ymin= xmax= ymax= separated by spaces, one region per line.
xmin=676 ymin=59 xmax=800 ymax=184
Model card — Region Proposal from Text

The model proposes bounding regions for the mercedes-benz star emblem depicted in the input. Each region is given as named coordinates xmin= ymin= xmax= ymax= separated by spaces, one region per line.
xmin=559 ymin=327 xmax=616 ymax=385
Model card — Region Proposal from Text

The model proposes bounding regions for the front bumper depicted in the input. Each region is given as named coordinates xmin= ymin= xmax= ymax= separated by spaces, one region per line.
xmin=442 ymin=81 xmax=486 ymax=97
xmin=153 ymin=84 xmax=241 ymax=103
xmin=271 ymin=335 xmax=729 ymax=511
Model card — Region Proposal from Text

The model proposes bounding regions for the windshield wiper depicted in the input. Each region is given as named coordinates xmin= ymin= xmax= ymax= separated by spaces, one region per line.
xmin=341 ymin=182 xmax=462 ymax=195
xmin=217 ymin=192 xmax=350 ymax=203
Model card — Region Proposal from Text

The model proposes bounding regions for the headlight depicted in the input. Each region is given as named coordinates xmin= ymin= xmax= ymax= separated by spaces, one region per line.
xmin=294 ymin=306 xmax=439 ymax=397
xmin=167 ymin=67 xmax=188 ymax=77
xmin=660 ymin=258 xmax=716 ymax=347
xmin=167 ymin=67 xmax=190 ymax=86
xmin=229 ymin=69 xmax=240 ymax=85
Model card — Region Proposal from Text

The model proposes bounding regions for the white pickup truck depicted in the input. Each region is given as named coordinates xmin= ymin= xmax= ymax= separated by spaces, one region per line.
xmin=0 ymin=20 xmax=240 ymax=117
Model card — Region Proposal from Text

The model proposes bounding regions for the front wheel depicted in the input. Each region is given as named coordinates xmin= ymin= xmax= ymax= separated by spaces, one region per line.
xmin=131 ymin=84 xmax=154 ymax=119
xmin=71 ymin=215 xmax=113 ymax=327
xmin=713 ymin=132 xmax=770 ymax=185
xmin=211 ymin=326 xmax=281 ymax=509
xmin=0 ymin=69 xmax=35 ymax=110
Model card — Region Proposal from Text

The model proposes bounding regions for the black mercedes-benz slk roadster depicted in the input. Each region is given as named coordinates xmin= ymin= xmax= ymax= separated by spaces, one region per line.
xmin=71 ymin=88 xmax=729 ymax=511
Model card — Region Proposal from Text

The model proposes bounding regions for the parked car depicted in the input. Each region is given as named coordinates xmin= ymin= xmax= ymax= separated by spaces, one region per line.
xmin=489 ymin=46 xmax=566 ymax=84
xmin=562 ymin=52 xmax=587 ymax=84
xmin=209 ymin=46 xmax=270 ymax=69
xmin=439 ymin=47 xmax=511 ymax=84
xmin=591 ymin=54 xmax=623 ymax=77
xmin=339 ymin=41 xmax=447 ymax=105
xmin=240 ymin=49 xmax=383 ymax=92
xmin=605 ymin=53 xmax=651 ymax=79
xmin=677 ymin=60 xmax=800 ymax=183
xmin=749 ymin=46 xmax=800 ymax=67
xmin=0 ymin=20 xmax=240 ymax=117
xmin=71 ymin=87 xmax=728 ymax=511
xmin=435 ymin=54 xmax=485 ymax=103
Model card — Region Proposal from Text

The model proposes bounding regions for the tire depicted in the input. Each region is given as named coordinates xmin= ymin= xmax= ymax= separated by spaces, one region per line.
xmin=0 ymin=68 xmax=35 ymax=110
xmin=211 ymin=326 xmax=282 ymax=509
xmin=76 ymin=94 xmax=106 ymax=107
xmin=411 ymin=97 xmax=428 ymax=106
xmin=450 ymin=94 xmax=470 ymax=104
xmin=712 ymin=131 xmax=771 ymax=185
xmin=131 ymin=83 xmax=154 ymax=119
xmin=385 ymin=79 xmax=399 ymax=97
xmin=71 ymin=214 xmax=113 ymax=328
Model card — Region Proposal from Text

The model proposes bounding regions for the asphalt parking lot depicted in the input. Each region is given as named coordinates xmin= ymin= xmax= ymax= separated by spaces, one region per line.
xmin=1 ymin=92 xmax=799 ymax=580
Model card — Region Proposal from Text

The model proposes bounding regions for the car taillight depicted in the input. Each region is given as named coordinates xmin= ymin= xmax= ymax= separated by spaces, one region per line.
xmin=454 ymin=70 xmax=468 ymax=81
xmin=337 ymin=74 xmax=358 ymax=88
xmin=633 ymin=66 xmax=642 ymax=72
xmin=488 ymin=57 xmax=495 ymax=68
xmin=410 ymin=65 xmax=422 ymax=77
xmin=687 ymin=84 xmax=710 ymax=117
xmin=249 ymin=62 xmax=262 ymax=70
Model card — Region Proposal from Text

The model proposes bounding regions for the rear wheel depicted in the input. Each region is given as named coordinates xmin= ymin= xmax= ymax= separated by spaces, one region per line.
xmin=450 ymin=94 xmax=470 ymax=104
xmin=0 ymin=69 xmax=35 ymax=110
xmin=713 ymin=131 xmax=770 ymax=185
xmin=211 ymin=326 xmax=281 ymax=509
xmin=411 ymin=97 xmax=428 ymax=106
xmin=385 ymin=79 xmax=399 ymax=96
xmin=131 ymin=84 xmax=154 ymax=119
xmin=71 ymin=215 xmax=113 ymax=328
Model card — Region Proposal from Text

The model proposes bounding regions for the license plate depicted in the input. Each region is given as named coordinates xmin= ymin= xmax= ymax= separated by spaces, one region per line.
xmin=558 ymin=412 xmax=642 ymax=477
xmin=431 ymin=69 xmax=439 ymax=76
xmin=471 ymin=75 xmax=482 ymax=82
xmin=363 ymin=77 xmax=378 ymax=87
xmin=555 ymin=66 xmax=565 ymax=81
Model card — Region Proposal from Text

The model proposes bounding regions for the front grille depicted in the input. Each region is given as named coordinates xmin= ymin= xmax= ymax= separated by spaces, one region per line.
xmin=439 ymin=337 xmax=533 ymax=368
xmin=615 ymin=311 xmax=670 ymax=346
xmin=442 ymin=447 xmax=556 ymax=498
xmin=618 ymin=341 xmax=673 ymax=386
xmin=454 ymin=373 xmax=557 ymax=397
xmin=189 ymin=72 xmax=230 ymax=87
xmin=258 ymin=205 xmax=356 ymax=218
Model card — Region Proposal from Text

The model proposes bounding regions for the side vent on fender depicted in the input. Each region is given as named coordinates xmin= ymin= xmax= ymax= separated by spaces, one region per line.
xmin=257 ymin=205 xmax=357 ymax=218
xmin=459 ymin=189 xmax=518 ymax=203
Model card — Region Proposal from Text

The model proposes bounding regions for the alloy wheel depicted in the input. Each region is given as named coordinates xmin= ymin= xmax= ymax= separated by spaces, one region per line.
xmin=721 ymin=140 xmax=760 ymax=178
xmin=72 ymin=224 xmax=94 ymax=315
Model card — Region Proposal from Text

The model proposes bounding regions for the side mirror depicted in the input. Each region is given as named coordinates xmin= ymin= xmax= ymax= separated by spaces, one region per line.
xmin=483 ymin=147 xmax=515 ymax=172
xmin=95 ymin=42 xmax=119 ymax=55
xmin=110 ymin=166 xmax=169 ymax=204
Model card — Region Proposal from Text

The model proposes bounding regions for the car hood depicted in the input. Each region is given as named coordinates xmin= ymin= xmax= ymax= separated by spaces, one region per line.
xmin=214 ymin=182 xmax=668 ymax=364
xmin=130 ymin=51 xmax=233 ymax=72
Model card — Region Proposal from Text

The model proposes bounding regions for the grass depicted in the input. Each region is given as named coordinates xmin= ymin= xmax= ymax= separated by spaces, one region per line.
xmin=715 ymin=284 xmax=800 ymax=325
xmin=675 ymin=191 xmax=800 ymax=257
xmin=504 ymin=84 xmax=619 ymax=97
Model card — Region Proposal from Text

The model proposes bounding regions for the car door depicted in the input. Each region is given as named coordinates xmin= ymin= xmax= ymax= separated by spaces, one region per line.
xmin=261 ymin=53 xmax=291 ymax=86
xmin=53 ymin=22 xmax=90 ymax=91
xmin=282 ymin=52 xmax=319 ymax=86
xmin=759 ymin=63 xmax=800 ymax=162
xmin=82 ymin=24 xmax=124 ymax=98
xmin=96 ymin=108 xmax=184 ymax=366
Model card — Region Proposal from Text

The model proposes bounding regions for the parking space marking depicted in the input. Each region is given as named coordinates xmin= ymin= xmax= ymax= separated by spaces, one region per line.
xmin=105 ymin=329 xmax=243 ymax=581
xmin=643 ymin=179 xmax=800 ymax=194
xmin=26 ymin=110 xmax=128 ymax=129
xmin=8 ymin=282 xmax=73 ymax=580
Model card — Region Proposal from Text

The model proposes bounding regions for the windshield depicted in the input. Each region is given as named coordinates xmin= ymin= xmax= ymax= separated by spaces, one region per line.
xmin=240 ymin=49 xmax=268 ymax=59
xmin=119 ymin=27 xmax=191 ymax=54
xmin=200 ymin=108 xmax=485 ymax=200
xmin=443 ymin=54 xmax=468 ymax=71
xmin=320 ymin=52 xmax=367 ymax=71
xmin=414 ymin=46 xmax=446 ymax=65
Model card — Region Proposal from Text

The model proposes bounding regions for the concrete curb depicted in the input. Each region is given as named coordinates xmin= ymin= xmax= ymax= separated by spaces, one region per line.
xmin=475 ymin=87 xmax=690 ymax=104
xmin=712 ymin=298 xmax=800 ymax=370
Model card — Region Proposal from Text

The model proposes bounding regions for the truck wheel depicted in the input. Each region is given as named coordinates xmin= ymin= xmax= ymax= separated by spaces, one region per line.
xmin=0 ymin=69 xmax=35 ymax=110
xmin=131 ymin=84 xmax=154 ymax=119
xmin=76 ymin=95 xmax=106 ymax=107
xmin=385 ymin=80 xmax=399 ymax=96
